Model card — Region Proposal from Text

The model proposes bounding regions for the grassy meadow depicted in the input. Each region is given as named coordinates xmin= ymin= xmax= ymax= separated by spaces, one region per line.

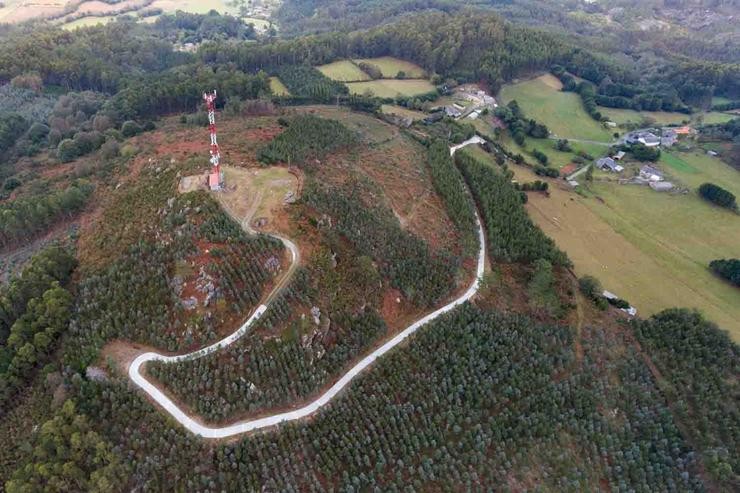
xmin=269 ymin=77 xmax=290 ymax=96
xmin=474 ymin=147 xmax=740 ymax=339
xmin=317 ymin=60 xmax=371 ymax=82
xmin=598 ymin=107 xmax=691 ymax=126
xmin=380 ymin=104 xmax=427 ymax=120
xmin=659 ymin=150 xmax=740 ymax=197
xmin=499 ymin=74 xmax=613 ymax=142
xmin=585 ymin=181 xmax=740 ymax=338
xmin=353 ymin=57 xmax=426 ymax=78
xmin=545 ymin=168 xmax=739 ymax=339
xmin=346 ymin=79 xmax=436 ymax=98
xmin=699 ymin=112 xmax=738 ymax=125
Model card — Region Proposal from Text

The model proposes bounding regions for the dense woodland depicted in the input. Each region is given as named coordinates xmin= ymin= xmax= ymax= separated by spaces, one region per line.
xmin=426 ymin=140 xmax=478 ymax=254
xmin=0 ymin=246 xmax=76 ymax=423
xmin=456 ymin=150 xmax=570 ymax=267
xmin=0 ymin=5 xmax=739 ymax=492
xmin=258 ymin=114 xmax=357 ymax=165
xmin=633 ymin=309 xmax=740 ymax=486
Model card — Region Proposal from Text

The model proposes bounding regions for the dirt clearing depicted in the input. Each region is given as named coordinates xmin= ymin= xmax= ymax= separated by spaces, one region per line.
xmin=214 ymin=166 xmax=300 ymax=234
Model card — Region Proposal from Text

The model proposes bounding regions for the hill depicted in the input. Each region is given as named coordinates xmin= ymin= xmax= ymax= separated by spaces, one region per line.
xmin=0 ymin=7 xmax=738 ymax=493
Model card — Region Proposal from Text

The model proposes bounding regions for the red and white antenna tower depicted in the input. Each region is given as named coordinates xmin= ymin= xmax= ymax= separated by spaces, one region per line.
xmin=203 ymin=90 xmax=224 ymax=190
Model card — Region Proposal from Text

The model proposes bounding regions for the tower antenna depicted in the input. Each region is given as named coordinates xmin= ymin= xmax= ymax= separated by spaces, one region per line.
xmin=203 ymin=90 xmax=224 ymax=191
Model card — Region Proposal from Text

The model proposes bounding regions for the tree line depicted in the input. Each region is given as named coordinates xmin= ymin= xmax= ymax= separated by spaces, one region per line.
xmin=426 ymin=140 xmax=478 ymax=254
xmin=494 ymin=100 xmax=550 ymax=145
xmin=456 ymin=150 xmax=570 ymax=267
xmin=698 ymin=182 xmax=737 ymax=211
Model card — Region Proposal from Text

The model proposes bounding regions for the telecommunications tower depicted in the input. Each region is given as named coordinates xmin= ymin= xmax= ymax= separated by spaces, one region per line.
xmin=203 ymin=90 xmax=224 ymax=191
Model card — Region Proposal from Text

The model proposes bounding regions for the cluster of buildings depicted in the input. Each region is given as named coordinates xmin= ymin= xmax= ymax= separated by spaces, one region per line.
xmin=638 ymin=165 xmax=674 ymax=192
xmin=625 ymin=126 xmax=692 ymax=149
xmin=592 ymin=125 xmax=695 ymax=193
xmin=626 ymin=130 xmax=661 ymax=147
xmin=428 ymin=85 xmax=498 ymax=123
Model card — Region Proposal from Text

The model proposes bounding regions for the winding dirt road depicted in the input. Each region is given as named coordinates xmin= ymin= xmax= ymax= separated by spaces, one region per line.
xmin=129 ymin=163 xmax=487 ymax=438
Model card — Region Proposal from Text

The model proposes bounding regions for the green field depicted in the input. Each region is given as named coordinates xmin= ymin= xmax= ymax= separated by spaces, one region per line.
xmin=660 ymin=150 xmax=740 ymax=197
xmin=504 ymin=134 xmax=607 ymax=170
xmin=380 ymin=104 xmax=427 ymax=120
xmin=243 ymin=16 xmax=272 ymax=30
xmin=269 ymin=77 xmax=290 ymax=96
xmin=62 ymin=15 xmax=116 ymax=30
xmin=475 ymin=115 xmax=608 ymax=171
xmin=598 ymin=107 xmax=691 ymax=126
xmin=711 ymin=96 xmax=733 ymax=106
xmin=316 ymin=60 xmax=371 ymax=82
xmin=585 ymin=182 xmax=740 ymax=338
xmin=346 ymin=79 xmax=436 ymax=98
xmin=499 ymin=74 xmax=613 ymax=142
xmin=353 ymin=57 xmax=426 ymax=78
xmin=699 ymin=112 xmax=737 ymax=125
xmin=150 ymin=0 xmax=241 ymax=16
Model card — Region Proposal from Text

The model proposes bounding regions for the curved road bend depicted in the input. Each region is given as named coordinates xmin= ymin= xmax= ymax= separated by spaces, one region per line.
xmin=129 ymin=179 xmax=487 ymax=440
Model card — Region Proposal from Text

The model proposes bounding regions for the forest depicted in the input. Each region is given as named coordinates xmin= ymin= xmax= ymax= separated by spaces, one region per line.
xmin=426 ymin=140 xmax=478 ymax=254
xmin=633 ymin=309 xmax=739 ymax=486
xmin=0 ymin=246 xmax=77 ymax=412
xmin=258 ymin=114 xmax=357 ymax=165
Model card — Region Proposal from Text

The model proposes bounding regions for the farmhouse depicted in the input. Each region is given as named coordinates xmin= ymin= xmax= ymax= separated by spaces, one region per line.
xmin=444 ymin=106 xmax=462 ymax=118
xmin=661 ymin=129 xmax=677 ymax=147
xmin=626 ymin=131 xmax=660 ymax=147
xmin=597 ymin=157 xmax=624 ymax=173
xmin=639 ymin=164 xmax=664 ymax=182
xmin=649 ymin=181 xmax=674 ymax=192
xmin=638 ymin=132 xmax=660 ymax=147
